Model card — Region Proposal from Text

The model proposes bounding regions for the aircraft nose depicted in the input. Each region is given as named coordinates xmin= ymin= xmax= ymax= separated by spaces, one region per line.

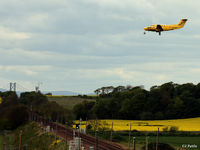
xmin=144 ymin=27 xmax=148 ymax=31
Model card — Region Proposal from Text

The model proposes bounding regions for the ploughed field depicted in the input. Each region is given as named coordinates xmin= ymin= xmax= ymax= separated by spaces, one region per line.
xmin=75 ymin=117 xmax=200 ymax=132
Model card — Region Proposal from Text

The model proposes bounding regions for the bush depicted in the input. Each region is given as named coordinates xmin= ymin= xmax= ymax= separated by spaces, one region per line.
xmin=86 ymin=124 xmax=92 ymax=130
xmin=169 ymin=126 xmax=179 ymax=132
xmin=142 ymin=142 xmax=175 ymax=150
xmin=162 ymin=126 xmax=168 ymax=132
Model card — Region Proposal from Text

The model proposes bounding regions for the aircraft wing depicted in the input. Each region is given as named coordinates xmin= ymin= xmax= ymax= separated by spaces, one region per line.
xmin=156 ymin=25 xmax=163 ymax=31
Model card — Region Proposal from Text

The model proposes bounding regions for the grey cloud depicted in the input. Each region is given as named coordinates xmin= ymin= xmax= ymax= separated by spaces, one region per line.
xmin=0 ymin=0 xmax=200 ymax=93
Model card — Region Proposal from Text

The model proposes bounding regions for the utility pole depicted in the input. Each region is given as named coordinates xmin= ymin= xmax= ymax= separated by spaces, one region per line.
xmin=156 ymin=127 xmax=159 ymax=150
xmin=128 ymin=122 xmax=132 ymax=149
xmin=133 ymin=137 xmax=135 ymax=150
xmin=73 ymin=130 xmax=75 ymax=139
xmin=95 ymin=119 xmax=98 ymax=150
xmin=79 ymin=118 xmax=82 ymax=150
xmin=80 ymin=118 xmax=82 ymax=133
xmin=110 ymin=121 xmax=113 ymax=141
xmin=86 ymin=117 xmax=88 ymax=134
xmin=65 ymin=122 xmax=68 ymax=148
xmin=56 ymin=120 xmax=58 ymax=141
xmin=145 ymin=136 xmax=149 ymax=150
xmin=19 ymin=130 xmax=22 ymax=150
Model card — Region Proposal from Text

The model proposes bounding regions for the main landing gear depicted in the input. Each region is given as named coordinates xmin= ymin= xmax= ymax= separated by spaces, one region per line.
xmin=143 ymin=31 xmax=161 ymax=36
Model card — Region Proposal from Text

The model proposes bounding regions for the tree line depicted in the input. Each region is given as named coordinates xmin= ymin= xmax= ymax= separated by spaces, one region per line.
xmin=0 ymin=91 xmax=72 ymax=130
xmin=73 ymin=82 xmax=200 ymax=120
xmin=0 ymin=91 xmax=29 ymax=130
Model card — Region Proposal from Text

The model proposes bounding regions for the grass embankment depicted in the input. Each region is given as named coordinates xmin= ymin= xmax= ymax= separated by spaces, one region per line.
xmin=6 ymin=122 xmax=67 ymax=150
xmin=0 ymin=134 xmax=4 ymax=150
xmin=47 ymin=95 xmax=95 ymax=110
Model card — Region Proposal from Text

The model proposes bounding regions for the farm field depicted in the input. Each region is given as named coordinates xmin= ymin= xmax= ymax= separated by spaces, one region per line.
xmin=85 ymin=129 xmax=200 ymax=150
xmin=75 ymin=117 xmax=200 ymax=132
xmin=47 ymin=95 xmax=95 ymax=110
xmin=119 ymin=136 xmax=200 ymax=150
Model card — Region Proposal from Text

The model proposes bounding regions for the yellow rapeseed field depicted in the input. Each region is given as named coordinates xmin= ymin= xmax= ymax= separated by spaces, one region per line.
xmin=74 ymin=117 xmax=200 ymax=132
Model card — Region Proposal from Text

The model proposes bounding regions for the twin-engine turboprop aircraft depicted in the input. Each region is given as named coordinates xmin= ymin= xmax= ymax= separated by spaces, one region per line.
xmin=144 ymin=19 xmax=187 ymax=35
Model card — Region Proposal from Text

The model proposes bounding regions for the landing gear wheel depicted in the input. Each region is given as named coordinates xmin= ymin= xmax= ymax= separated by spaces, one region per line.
xmin=144 ymin=32 xmax=146 ymax=35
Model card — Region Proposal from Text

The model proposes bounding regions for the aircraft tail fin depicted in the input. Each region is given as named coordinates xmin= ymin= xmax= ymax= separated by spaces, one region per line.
xmin=177 ymin=19 xmax=188 ymax=27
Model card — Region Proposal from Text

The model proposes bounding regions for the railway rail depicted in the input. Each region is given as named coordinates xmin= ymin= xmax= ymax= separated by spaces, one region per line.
xmin=30 ymin=111 xmax=125 ymax=150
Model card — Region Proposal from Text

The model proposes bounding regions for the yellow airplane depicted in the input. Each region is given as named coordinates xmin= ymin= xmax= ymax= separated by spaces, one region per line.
xmin=144 ymin=19 xmax=187 ymax=35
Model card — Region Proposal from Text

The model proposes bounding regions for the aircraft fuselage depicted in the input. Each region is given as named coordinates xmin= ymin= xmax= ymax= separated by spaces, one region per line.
xmin=144 ymin=19 xmax=187 ymax=35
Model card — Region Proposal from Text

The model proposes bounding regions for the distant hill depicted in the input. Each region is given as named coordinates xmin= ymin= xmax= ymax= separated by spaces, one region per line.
xmin=87 ymin=93 xmax=96 ymax=95
xmin=42 ymin=91 xmax=80 ymax=96
xmin=0 ymin=89 xmax=91 ymax=96
xmin=0 ymin=88 xmax=6 ymax=92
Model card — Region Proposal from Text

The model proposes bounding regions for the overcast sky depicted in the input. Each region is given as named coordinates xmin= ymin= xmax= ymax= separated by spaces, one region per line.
xmin=1 ymin=0 xmax=200 ymax=93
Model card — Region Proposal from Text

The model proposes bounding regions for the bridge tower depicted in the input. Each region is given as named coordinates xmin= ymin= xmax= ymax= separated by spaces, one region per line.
xmin=10 ymin=82 xmax=16 ymax=91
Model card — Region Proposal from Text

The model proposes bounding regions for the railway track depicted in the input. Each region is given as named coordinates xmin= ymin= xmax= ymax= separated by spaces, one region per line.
xmin=30 ymin=112 xmax=125 ymax=150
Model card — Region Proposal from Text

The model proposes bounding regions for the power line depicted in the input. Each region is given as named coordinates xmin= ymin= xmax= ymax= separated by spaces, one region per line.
xmin=17 ymin=83 xmax=30 ymax=92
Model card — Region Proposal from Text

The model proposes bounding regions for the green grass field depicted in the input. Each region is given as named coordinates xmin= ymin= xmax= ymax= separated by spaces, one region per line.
xmin=112 ymin=135 xmax=200 ymax=150
xmin=92 ymin=131 xmax=200 ymax=150
xmin=133 ymin=136 xmax=200 ymax=150
xmin=0 ymin=134 xmax=4 ymax=150
xmin=47 ymin=96 xmax=96 ymax=110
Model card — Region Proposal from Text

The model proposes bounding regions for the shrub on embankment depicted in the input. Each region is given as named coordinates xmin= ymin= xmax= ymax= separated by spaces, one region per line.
xmin=6 ymin=122 xmax=67 ymax=150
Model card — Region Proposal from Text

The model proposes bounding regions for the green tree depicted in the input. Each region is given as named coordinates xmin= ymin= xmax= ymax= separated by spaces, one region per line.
xmin=73 ymin=100 xmax=95 ymax=120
